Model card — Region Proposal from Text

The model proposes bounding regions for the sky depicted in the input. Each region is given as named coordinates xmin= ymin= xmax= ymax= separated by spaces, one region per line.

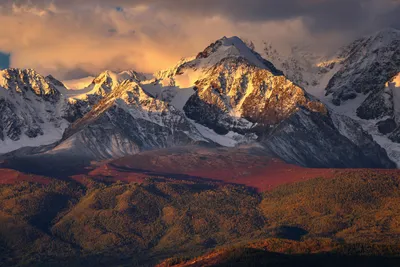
xmin=1 ymin=0 xmax=400 ymax=80
xmin=0 ymin=52 xmax=10 ymax=69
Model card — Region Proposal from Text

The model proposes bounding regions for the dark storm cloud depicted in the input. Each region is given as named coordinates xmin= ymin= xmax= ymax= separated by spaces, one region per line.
xmin=151 ymin=0 xmax=400 ymax=33
xmin=374 ymin=3 xmax=400 ymax=30
xmin=5 ymin=0 xmax=399 ymax=32
xmin=155 ymin=0 xmax=366 ymax=30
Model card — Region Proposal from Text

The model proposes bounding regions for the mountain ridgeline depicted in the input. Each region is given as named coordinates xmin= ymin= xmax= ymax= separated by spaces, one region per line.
xmin=0 ymin=33 xmax=399 ymax=169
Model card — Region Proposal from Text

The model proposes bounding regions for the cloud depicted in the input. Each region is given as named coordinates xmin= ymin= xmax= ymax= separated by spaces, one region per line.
xmin=9 ymin=0 xmax=398 ymax=29
xmin=0 ymin=0 xmax=399 ymax=79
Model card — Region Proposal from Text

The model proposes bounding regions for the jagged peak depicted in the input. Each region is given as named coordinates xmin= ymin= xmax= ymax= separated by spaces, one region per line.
xmin=93 ymin=69 xmax=144 ymax=85
xmin=45 ymin=74 xmax=57 ymax=80
xmin=0 ymin=68 xmax=57 ymax=88
xmin=0 ymin=68 xmax=61 ymax=97
xmin=196 ymin=36 xmax=247 ymax=59
xmin=372 ymin=27 xmax=400 ymax=38
xmin=45 ymin=74 xmax=66 ymax=87
xmin=91 ymin=70 xmax=130 ymax=94
xmin=157 ymin=36 xmax=283 ymax=79
xmin=349 ymin=27 xmax=400 ymax=48
xmin=72 ymin=69 xmax=146 ymax=100
xmin=92 ymin=70 xmax=115 ymax=83
xmin=332 ymin=27 xmax=400 ymax=61
xmin=0 ymin=68 xmax=42 ymax=79
xmin=366 ymin=27 xmax=400 ymax=46
xmin=196 ymin=36 xmax=263 ymax=66
xmin=220 ymin=36 xmax=252 ymax=48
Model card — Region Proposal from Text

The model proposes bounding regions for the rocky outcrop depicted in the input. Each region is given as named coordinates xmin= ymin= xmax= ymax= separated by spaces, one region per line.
xmin=376 ymin=118 xmax=397 ymax=135
xmin=325 ymin=28 xmax=400 ymax=120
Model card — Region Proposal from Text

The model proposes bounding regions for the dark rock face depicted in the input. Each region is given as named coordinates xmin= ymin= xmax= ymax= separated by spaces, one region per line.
xmin=196 ymin=39 xmax=225 ymax=59
xmin=0 ymin=93 xmax=56 ymax=143
xmin=0 ymin=99 xmax=24 ymax=141
xmin=184 ymin=93 xmax=234 ymax=135
xmin=45 ymin=75 xmax=66 ymax=88
xmin=331 ymin=113 xmax=396 ymax=168
xmin=377 ymin=118 xmax=397 ymax=135
xmin=25 ymin=127 xmax=44 ymax=138
xmin=263 ymin=109 xmax=395 ymax=168
xmin=63 ymin=96 xmax=100 ymax=123
xmin=356 ymin=88 xmax=393 ymax=120
xmin=389 ymin=126 xmax=400 ymax=143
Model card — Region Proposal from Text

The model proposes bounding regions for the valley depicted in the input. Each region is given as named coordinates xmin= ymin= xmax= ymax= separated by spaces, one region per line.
xmin=1 ymin=162 xmax=400 ymax=266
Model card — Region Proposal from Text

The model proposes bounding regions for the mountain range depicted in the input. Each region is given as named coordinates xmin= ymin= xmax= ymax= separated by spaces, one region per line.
xmin=2 ymin=30 xmax=400 ymax=171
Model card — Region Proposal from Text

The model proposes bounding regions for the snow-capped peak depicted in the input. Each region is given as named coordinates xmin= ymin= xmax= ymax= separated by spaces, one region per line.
xmin=0 ymin=68 xmax=61 ymax=98
xmin=195 ymin=36 xmax=282 ymax=74
xmin=94 ymin=70 xmax=145 ymax=84
xmin=0 ymin=68 xmax=70 ymax=154
xmin=71 ymin=69 xmax=145 ymax=100
xmin=336 ymin=27 xmax=400 ymax=60
xmin=157 ymin=36 xmax=282 ymax=80
xmin=45 ymin=75 xmax=65 ymax=87
xmin=196 ymin=36 xmax=262 ymax=65
xmin=371 ymin=27 xmax=400 ymax=42
xmin=323 ymin=27 xmax=400 ymax=106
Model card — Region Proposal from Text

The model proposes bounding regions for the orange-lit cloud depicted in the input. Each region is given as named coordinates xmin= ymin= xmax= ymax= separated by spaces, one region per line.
xmin=0 ymin=0 xmax=398 ymax=79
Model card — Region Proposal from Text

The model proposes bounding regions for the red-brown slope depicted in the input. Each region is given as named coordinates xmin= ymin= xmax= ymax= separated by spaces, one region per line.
xmin=4 ymin=146 xmax=399 ymax=192
xmin=0 ymin=168 xmax=51 ymax=185
xmin=78 ymin=146 xmax=336 ymax=192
